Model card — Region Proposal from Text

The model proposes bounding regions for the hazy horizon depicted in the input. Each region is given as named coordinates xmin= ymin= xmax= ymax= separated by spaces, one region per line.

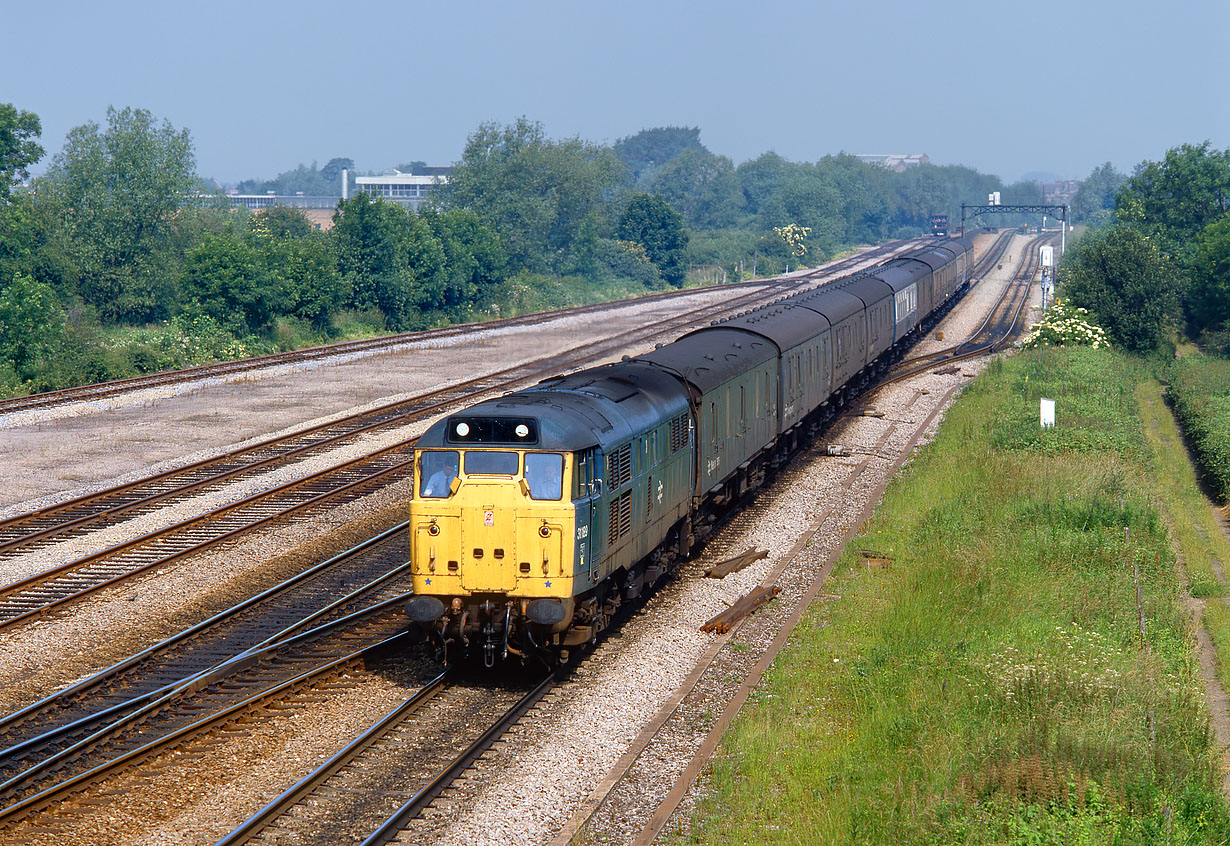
xmin=6 ymin=0 xmax=1227 ymax=187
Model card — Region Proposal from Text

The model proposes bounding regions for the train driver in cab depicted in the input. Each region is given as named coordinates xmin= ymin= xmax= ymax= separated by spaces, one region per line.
xmin=524 ymin=452 xmax=563 ymax=500
xmin=420 ymin=451 xmax=459 ymax=498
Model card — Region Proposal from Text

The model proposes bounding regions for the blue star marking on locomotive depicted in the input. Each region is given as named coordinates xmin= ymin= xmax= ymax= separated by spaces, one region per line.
xmin=545 ymin=581 xmax=551 ymax=587
xmin=424 ymin=578 xmax=431 ymax=585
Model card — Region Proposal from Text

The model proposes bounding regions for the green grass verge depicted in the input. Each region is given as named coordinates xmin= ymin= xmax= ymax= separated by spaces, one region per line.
xmin=683 ymin=347 xmax=1230 ymax=844
xmin=1138 ymin=380 xmax=1230 ymax=598
xmin=1167 ymin=356 xmax=1230 ymax=503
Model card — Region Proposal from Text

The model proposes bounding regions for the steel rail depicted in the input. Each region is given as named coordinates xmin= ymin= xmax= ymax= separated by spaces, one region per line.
xmin=877 ymin=235 xmax=1051 ymax=387
xmin=0 ymin=447 xmax=415 ymax=632
xmin=0 ymin=523 xmax=412 ymax=762
xmin=0 ymin=600 xmax=414 ymax=816
xmin=0 ymin=630 xmax=414 ymax=827
xmin=359 ymin=669 xmax=562 ymax=846
xmin=213 ymin=669 xmax=453 ymax=846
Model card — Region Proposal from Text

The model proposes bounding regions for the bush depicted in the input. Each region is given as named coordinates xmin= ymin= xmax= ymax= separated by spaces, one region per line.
xmin=1020 ymin=300 xmax=1110 ymax=350
xmin=596 ymin=238 xmax=662 ymax=289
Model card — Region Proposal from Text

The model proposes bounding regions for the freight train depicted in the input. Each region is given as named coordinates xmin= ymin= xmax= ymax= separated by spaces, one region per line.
xmin=404 ymin=238 xmax=975 ymax=664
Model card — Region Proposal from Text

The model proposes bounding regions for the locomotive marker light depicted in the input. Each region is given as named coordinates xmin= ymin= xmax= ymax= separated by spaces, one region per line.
xmin=1041 ymin=398 xmax=1056 ymax=429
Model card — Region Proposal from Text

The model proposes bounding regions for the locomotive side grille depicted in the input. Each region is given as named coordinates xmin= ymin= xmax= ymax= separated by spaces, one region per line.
xmin=669 ymin=413 xmax=689 ymax=454
xmin=618 ymin=489 xmax=632 ymax=537
xmin=608 ymin=489 xmax=632 ymax=545
xmin=607 ymin=444 xmax=632 ymax=489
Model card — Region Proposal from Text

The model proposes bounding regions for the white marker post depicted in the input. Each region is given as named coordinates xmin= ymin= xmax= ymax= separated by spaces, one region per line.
xmin=1040 ymin=398 xmax=1056 ymax=429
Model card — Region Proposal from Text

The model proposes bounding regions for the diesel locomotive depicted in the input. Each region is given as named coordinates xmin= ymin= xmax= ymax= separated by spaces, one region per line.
xmin=404 ymin=238 xmax=975 ymax=664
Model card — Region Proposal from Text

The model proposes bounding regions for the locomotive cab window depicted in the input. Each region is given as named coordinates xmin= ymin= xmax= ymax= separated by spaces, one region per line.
xmin=419 ymin=450 xmax=459 ymax=498
xmin=525 ymin=452 xmax=563 ymax=500
xmin=464 ymin=450 xmax=519 ymax=476
xmin=572 ymin=452 xmax=592 ymax=499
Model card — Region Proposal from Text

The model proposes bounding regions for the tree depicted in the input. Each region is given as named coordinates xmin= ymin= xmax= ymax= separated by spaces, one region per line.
xmin=38 ymin=106 xmax=197 ymax=323
xmin=266 ymin=235 xmax=347 ymax=329
xmin=617 ymin=193 xmax=688 ymax=287
xmin=331 ymin=195 xmax=451 ymax=328
xmin=0 ymin=273 xmax=64 ymax=381
xmin=613 ymin=127 xmax=706 ymax=188
xmin=0 ymin=103 xmax=43 ymax=202
xmin=319 ymin=157 xmax=355 ymax=194
xmin=1115 ymin=142 xmax=1230 ymax=251
xmin=250 ymin=205 xmax=317 ymax=240
xmin=181 ymin=231 xmax=280 ymax=334
xmin=649 ymin=148 xmax=743 ymax=229
xmin=332 ymin=195 xmax=415 ymax=321
xmin=420 ymin=207 xmax=508 ymax=317
xmin=1190 ymin=216 xmax=1230 ymax=346
xmin=1058 ymin=225 xmax=1183 ymax=353
xmin=737 ymin=152 xmax=792 ymax=216
xmin=1070 ymin=162 xmax=1126 ymax=223
xmin=442 ymin=118 xmax=628 ymax=273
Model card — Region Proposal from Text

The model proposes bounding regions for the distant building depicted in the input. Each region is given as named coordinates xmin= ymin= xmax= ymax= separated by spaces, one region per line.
xmin=1037 ymin=179 xmax=1079 ymax=206
xmin=224 ymin=193 xmax=340 ymax=231
xmin=355 ymin=166 xmax=451 ymax=210
xmin=227 ymin=193 xmax=339 ymax=211
xmin=853 ymin=153 xmax=930 ymax=173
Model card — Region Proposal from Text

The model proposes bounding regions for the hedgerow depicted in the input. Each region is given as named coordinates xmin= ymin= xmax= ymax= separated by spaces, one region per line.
xmin=1167 ymin=355 xmax=1230 ymax=502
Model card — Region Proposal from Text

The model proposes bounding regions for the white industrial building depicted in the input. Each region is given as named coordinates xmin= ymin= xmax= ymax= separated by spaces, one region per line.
xmin=355 ymin=167 xmax=450 ymax=210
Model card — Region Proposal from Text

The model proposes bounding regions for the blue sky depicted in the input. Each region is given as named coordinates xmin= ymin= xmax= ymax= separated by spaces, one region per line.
xmin=6 ymin=0 xmax=1227 ymax=185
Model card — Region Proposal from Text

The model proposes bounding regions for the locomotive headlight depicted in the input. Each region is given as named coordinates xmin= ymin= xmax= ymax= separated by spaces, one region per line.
xmin=515 ymin=424 xmax=529 ymax=438
xmin=455 ymin=422 xmax=470 ymax=437
xmin=428 ymin=520 xmax=440 ymax=536
xmin=539 ymin=524 xmax=551 ymax=538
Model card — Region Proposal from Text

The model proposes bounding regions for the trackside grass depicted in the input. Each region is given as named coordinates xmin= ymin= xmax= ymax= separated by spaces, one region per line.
xmin=1167 ymin=355 xmax=1230 ymax=504
xmin=683 ymin=347 xmax=1230 ymax=844
xmin=1137 ymin=381 xmax=1230 ymax=600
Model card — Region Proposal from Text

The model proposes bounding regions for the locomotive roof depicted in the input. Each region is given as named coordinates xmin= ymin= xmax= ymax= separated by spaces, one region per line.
xmin=635 ymin=327 xmax=777 ymax=395
xmin=777 ymin=285 xmax=867 ymax=325
xmin=417 ymin=362 xmax=689 ymax=453
xmin=713 ymin=303 xmax=832 ymax=352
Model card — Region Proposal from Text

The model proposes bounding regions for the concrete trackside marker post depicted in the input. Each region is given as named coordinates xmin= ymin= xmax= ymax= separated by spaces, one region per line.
xmin=1041 ymin=398 xmax=1055 ymax=429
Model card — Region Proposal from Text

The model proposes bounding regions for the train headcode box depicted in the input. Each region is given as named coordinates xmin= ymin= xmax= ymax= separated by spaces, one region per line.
xmin=930 ymin=214 xmax=949 ymax=237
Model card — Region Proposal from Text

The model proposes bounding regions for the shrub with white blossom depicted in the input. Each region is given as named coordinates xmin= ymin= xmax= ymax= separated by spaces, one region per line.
xmin=1020 ymin=299 xmax=1110 ymax=349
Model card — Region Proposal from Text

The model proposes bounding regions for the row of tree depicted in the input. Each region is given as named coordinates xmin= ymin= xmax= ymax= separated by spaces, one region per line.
xmin=1058 ymin=142 xmax=1230 ymax=354
xmin=1 ymin=102 xmax=1134 ymax=396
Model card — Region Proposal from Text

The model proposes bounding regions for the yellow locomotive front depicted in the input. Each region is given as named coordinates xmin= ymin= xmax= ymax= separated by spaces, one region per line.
xmin=405 ymin=414 xmax=585 ymax=664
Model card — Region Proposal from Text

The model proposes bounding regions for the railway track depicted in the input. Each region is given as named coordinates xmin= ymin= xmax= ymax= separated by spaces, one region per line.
xmin=0 ymin=245 xmax=925 ymax=634
xmin=0 ymin=243 xmax=915 ymax=418
xmin=549 ymin=235 xmax=1046 ymax=845
xmin=0 ymin=525 xmax=412 ymax=771
xmin=0 ymin=600 xmax=416 ymax=826
xmin=0 ymin=612 xmax=561 ymax=844
xmin=0 ymin=243 xmax=914 ymax=564
xmin=217 ymin=668 xmax=558 ymax=846
xmin=0 ymin=444 xmax=415 ymax=632
xmin=881 ymin=232 xmax=1051 ymax=386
